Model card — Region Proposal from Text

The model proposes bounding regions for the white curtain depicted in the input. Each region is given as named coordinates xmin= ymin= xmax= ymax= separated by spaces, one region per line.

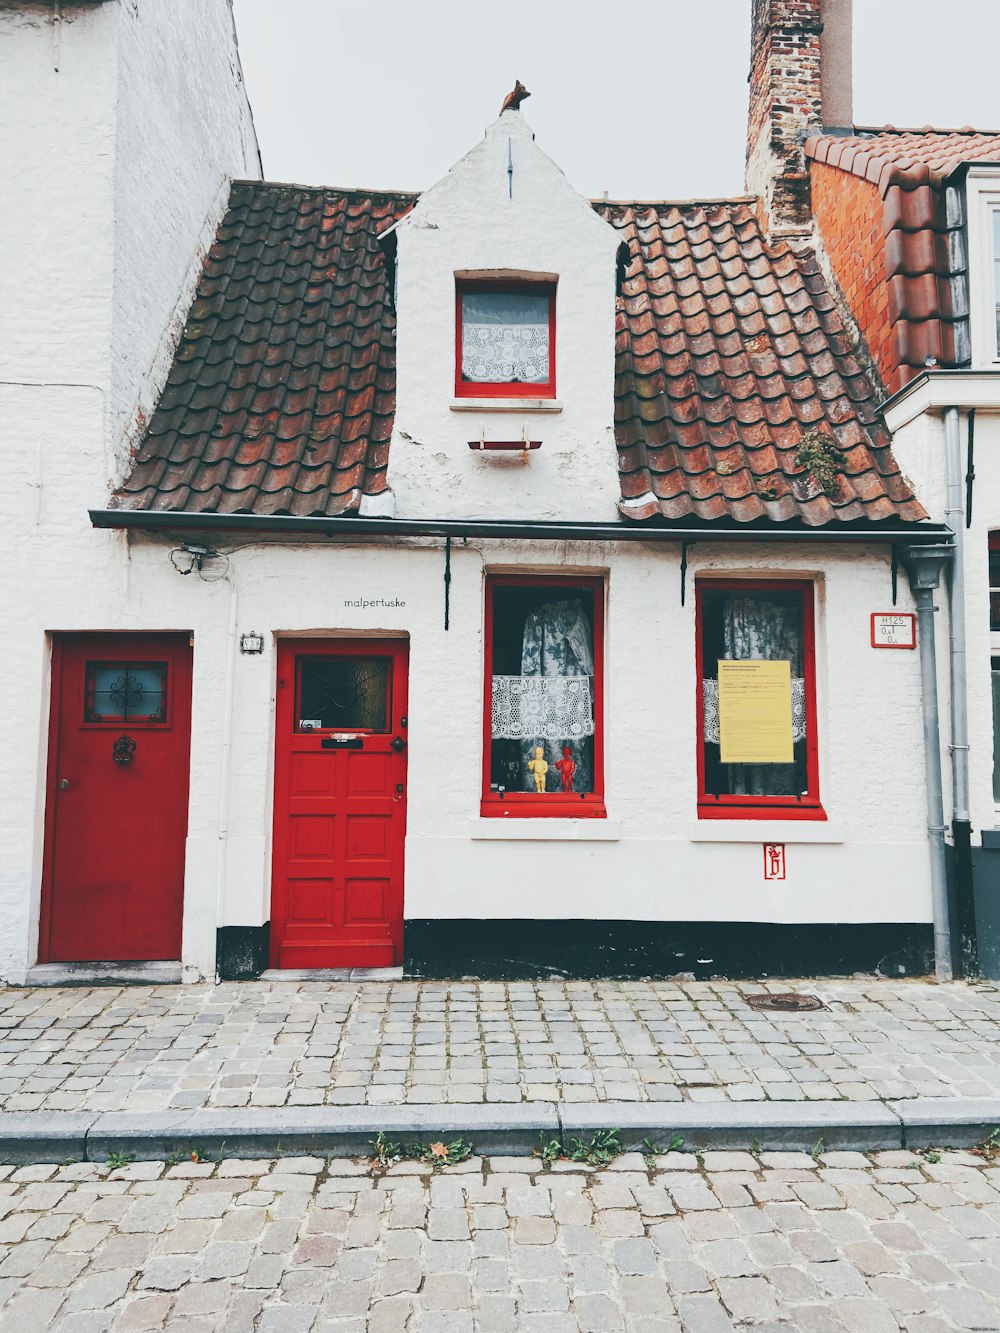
xmin=518 ymin=599 xmax=594 ymax=792
xmin=461 ymin=291 xmax=549 ymax=385
xmin=720 ymin=595 xmax=803 ymax=797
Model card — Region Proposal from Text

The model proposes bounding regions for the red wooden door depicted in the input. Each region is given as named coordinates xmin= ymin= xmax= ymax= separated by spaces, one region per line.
xmin=270 ymin=640 xmax=408 ymax=969
xmin=40 ymin=634 xmax=192 ymax=962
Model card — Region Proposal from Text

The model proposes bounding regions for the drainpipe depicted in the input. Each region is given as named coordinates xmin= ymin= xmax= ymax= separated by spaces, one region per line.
xmin=215 ymin=567 xmax=239 ymax=977
xmin=904 ymin=542 xmax=956 ymax=981
xmin=944 ymin=407 xmax=976 ymax=973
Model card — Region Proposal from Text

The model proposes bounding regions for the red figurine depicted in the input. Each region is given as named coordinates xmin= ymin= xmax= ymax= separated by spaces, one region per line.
xmin=554 ymin=746 xmax=576 ymax=793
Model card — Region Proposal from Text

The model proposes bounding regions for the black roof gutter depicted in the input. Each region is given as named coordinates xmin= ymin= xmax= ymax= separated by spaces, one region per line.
xmin=88 ymin=509 xmax=953 ymax=546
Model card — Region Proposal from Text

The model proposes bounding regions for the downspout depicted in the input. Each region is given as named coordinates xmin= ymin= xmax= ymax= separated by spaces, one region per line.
xmin=944 ymin=406 xmax=976 ymax=973
xmin=904 ymin=542 xmax=956 ymax=981
xmin=215 ymin=566 xmax=239 ymax=979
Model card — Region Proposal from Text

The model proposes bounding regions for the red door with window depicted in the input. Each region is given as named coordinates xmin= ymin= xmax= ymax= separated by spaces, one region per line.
xmin=270 ymin=639 xmax=408 ymax=969
xmin=40 ymin=634 xmax=192 ymax=962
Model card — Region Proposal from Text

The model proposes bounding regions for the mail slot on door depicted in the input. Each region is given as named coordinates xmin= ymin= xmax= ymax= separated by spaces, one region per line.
xmin=321 ymin=734 xmax=364 ymax=750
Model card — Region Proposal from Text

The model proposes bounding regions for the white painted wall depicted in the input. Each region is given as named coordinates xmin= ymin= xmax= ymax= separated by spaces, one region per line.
xmin=0 ymin=523 xmax=934 ymax=983
xmin=890 ymin=402 xmax=1000 ymax=838
xmin=0 ymin=0 xmax=259 ymax=980
xmin=388 ymin=109 xmax=623 ymax=522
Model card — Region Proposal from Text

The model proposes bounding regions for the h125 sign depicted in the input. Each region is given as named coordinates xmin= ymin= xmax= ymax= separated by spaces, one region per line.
xmin=871 ymin=613 xmax=916 ymax=649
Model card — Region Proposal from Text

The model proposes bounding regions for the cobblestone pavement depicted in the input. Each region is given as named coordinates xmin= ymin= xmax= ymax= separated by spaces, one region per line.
xmin=4 ymin=1148 xmax=1000 ymax=1330
xmin=2 ymin=978 xmax=1000 ymax=1114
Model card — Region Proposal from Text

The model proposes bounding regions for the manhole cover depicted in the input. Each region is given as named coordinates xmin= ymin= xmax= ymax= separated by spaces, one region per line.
xmin=744 ymin=992 xmax=824 ymax=1012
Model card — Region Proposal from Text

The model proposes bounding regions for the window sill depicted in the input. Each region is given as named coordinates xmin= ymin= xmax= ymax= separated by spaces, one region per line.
xmin=690 ymin=821 xmax=843 ymax=844
xmin=450 ymin=398 xmax=564 ymax=413
xmin=469 ymin=819 xmax=621 ymax=841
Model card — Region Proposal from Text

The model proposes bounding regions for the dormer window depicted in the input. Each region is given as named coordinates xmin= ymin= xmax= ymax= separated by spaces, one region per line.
xmin=455 ymin=279 xmax=556 ymax=398
xmin=966 ymin=170 xmax=1000 ymax=366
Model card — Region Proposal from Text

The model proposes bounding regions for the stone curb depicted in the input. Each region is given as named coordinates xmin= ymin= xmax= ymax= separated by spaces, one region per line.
xmin=0 ymin=1099 xmax=998 ymax=1163
xmin=561 ymin=1099 xmax=903 ymax=1153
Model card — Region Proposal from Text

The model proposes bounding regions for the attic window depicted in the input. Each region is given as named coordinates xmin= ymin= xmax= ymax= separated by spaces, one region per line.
xmin=455 ymin=281 xmax=556 ymax=398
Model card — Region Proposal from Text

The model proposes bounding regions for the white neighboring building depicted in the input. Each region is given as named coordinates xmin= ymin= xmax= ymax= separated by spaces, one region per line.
xmin=3 ymin=0 xmax=981 ymax=987
xmin=0 ymin=0 xmax=260 ymax=980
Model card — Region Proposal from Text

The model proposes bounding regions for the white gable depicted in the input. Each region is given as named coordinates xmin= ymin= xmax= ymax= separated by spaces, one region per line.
xmin=386 ymin=108 xmax=623 ymax=521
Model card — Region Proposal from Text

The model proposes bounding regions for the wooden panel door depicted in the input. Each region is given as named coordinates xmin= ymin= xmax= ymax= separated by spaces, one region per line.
xmin=40 ymin=634 xmax=193 ymax=962
xmin=270 ymin=639 xmax=408 ymax=969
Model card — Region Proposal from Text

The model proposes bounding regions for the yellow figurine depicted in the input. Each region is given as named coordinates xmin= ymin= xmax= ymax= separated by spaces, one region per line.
xmin=527 ymin=745 xmax=548 ymax=793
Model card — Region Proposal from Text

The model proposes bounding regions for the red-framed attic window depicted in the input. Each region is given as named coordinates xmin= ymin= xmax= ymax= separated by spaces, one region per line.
xmin=482 ymin=574 xmax=605 ymax=818
xmin=455 ymin=280 xmax=556 ymax=399
xmin=696 ymin=578 xmax=825 ymax=820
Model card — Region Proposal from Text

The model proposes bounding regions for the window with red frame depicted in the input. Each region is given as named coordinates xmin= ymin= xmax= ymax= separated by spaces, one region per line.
xmin=696 ymin=580 xmax=823 ymax=818
xmin=483 ymin=576 xmax=604 ymax=818
xmin=456 ymin=281 xmax=556 ymax=398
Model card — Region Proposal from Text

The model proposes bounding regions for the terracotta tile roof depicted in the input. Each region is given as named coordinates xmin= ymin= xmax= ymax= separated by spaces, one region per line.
xmin=115 ymin=182 xmax=416 ymax=517
xmin=114 ymin=182 xmax=924 ymax=526
xmin=804 ymin=126 xmax=1000 ymax=391
xmin=600 ymin=200 xmax=924 ymax=524
xmin=805 ymin=126 xmax=1000 ymax=194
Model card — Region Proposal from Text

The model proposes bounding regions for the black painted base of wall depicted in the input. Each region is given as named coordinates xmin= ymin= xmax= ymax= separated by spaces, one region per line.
xmin=402 ymin=919 xmax=935 ymax=981
xmin=217 ymin=924 xmax=269 ymax=981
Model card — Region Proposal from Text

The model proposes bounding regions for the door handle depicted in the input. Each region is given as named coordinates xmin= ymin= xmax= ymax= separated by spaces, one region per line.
xmin=58 ymin=778 xmax=70 ymax=791
xmin=391 ymin=736 xmax=407 ymax=752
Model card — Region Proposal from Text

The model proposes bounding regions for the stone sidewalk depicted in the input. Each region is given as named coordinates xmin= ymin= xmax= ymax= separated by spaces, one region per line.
xmin=1 ymin=977 xmax=1000 ymax=1116
xmin=4 ymin=1148 xmax=1000 ymax=1331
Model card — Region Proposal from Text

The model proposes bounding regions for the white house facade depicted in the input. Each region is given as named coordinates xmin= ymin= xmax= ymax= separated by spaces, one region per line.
xmin=4 ymin=0 xmax=983 ymax=987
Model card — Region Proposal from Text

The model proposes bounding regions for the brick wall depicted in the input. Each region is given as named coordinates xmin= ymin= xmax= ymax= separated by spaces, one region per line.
xmin=811 ymin=160 xmax=893 ymax=390
xmin=746 ymin=0 xmax=824 ymax=237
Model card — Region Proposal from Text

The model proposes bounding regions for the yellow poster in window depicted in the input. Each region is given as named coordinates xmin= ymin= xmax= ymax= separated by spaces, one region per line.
xmin=717 ymin=659 xmax=794 ymax=764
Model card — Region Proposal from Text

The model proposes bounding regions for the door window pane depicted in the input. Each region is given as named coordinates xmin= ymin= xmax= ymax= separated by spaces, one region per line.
xmin=461 ymin=289 xmax=551 ymax=385
xmin=488 ymin=584 xmax=595 ymax=795
xmin=700 ymin=588 xmax=808 ymax=799
xmin=297 ymin=657 xmax=389 ymax=732
xmin=85 ymin=662 xmax=167 ymax=723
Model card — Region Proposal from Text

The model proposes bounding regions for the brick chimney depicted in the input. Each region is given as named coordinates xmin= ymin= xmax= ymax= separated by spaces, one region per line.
xmin=746 ymin=0 xmax=853 ymax=240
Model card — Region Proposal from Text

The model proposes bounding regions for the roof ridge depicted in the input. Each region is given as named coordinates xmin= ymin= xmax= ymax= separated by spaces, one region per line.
xmin=594 ymin=195 xmax=757 ymax=208
xmin=232 ymin=178 xmax=420 ymax=200
xmin=849 ymin=123 xmax=1000 ymax=137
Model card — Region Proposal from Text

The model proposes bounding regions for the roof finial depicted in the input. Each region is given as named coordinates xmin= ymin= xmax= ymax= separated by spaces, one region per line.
xmin=500 ymin=80 xmax=530 ymax=114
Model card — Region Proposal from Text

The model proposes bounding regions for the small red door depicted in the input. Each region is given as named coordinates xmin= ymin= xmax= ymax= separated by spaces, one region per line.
xmin=40 ymin=634 xmax=192 ymax=962
xmin=270 ymin=639 xmax=408 ymax=969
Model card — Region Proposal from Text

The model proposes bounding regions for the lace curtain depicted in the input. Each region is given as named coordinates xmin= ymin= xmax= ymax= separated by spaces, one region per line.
xmin=461 ymin=291 xmax=549 ymax=385
xmin=510 ymin=598 xmax=594 ymax=793
xmin=717 ymin=594 xmax=804 ymax=797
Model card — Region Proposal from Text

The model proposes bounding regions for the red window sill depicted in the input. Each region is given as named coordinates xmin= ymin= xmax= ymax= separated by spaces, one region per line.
xmin=455 ymin=382 xmax=556 ymax=400
xmin=697 ymin=801 xmax=827 ymax=822
xmin=480 ymin=797 xmax=606 ymax=820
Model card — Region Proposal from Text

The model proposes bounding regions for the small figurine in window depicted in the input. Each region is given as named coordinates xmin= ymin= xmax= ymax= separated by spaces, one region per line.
xmin=554 ymin=745 xmax=576 ymax=792
xmin=527 ymin=745 xmax=548 ymax=793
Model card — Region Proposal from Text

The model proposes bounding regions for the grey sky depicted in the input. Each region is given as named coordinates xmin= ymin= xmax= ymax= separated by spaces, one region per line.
xmin=234 ymin=1 xmax=999 ymax=201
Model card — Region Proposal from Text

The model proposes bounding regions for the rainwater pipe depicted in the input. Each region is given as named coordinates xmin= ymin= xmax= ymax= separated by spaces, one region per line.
xmin=944 ymin=406 xmax=975 ymax=971
xmin=904 ymin=542 xmax=956 ymax=981
xmin=215 ymin=563 xmax=239 ymax=977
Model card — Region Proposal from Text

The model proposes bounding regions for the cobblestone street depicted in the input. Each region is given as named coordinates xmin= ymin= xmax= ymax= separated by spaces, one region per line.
xmin=3 ymin=1147 xmax=1000 ymax=1331
xmin=2 ymin=978 xmax=1000 ymax=1115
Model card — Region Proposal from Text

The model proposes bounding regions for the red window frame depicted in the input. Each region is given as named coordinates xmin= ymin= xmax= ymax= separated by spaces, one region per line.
xmin=482 ymin=573 xmax=605 ymax=819
xmin=695 ymin=578 xmax=824 ymax=821
xmin=455 ymin=280 xmax=557 ymax=399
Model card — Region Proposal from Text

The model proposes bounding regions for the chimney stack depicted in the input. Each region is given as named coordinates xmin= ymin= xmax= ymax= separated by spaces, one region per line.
xmin=746 ymin=0 xmax=853 ymax=240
